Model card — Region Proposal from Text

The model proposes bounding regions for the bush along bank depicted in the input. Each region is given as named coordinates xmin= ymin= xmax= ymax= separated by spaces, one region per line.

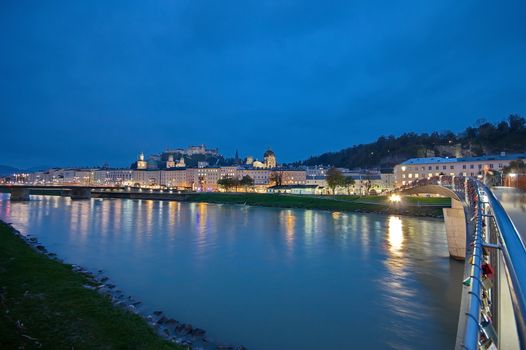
xmin=0 ymin=221 xmax=246 ymax=350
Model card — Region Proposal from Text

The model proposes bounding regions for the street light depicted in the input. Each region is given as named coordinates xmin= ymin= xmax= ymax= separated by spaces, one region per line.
xmin=389 ymin=194 xmax=402 ymax=203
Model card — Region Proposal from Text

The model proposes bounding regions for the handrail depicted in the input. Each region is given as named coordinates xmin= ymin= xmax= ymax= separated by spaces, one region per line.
xmin=462 ymin=185 xmax=483 ymax=350
xmin=481 ymin=183 xmax=526 ymax=346
xmin=396 ymin=176 xmax=526 ymax=349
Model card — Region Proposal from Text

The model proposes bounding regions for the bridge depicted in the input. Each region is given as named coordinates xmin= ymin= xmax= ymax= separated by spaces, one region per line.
xmin=396 ymin=175 xmax=526 ymax=350
xmin=0 ymin=184 xmax=190 ymax=201
xmin=0 ymin=184 xmax=123 ymax=200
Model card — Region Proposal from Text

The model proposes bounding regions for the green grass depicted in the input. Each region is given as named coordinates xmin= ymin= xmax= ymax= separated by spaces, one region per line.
xmin=0 ymin=222 xmax=183 ymax=350
xmin=326 ymin=195 xmax=451 ymax=206
xmin=401 ymin=196 xmax=451 ymax=206
xmin=184 ymin=192 xmax=445 ymax=217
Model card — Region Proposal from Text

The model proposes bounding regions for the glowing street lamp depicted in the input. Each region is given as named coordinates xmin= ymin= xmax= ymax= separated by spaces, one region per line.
xmin=389 ymin=194 xmax=402 ymax=203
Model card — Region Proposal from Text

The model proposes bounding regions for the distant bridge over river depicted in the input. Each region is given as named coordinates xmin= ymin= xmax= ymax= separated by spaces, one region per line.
xmin=0 ymin=184 xmax=122 ymax=200
xmin=0 ymin=184 xmax=193 ymax=201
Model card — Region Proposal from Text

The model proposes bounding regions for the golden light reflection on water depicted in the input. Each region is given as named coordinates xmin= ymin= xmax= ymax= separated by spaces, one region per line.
xmin=280 ymin=210 xmax=296 ymax=248
xmin=197 ymin=202 xmax=208 ymax=236
xmin=145 ymin=200 xmax=154 ymax=236
xmin=387 ymin=216 xmax=404 ymax=256
xmin=384 ymin=215 xmax=407 ymax=279
xmin=168 ymin=201 xmax=177 ymax=228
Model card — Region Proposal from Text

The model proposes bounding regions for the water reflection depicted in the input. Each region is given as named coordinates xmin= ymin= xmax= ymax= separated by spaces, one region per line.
xmin=387 ymin=216 xmax=404 ymax=256
xmin=197 ymin=203 xmax=208 ymax=236
xmin=280 ymin=210 xmax=296 ymax=249
xmin=0 ymin=194 xmax=462 ymax=350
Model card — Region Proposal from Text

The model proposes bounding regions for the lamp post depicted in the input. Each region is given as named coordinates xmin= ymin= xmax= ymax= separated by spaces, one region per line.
xmin=389 ymin=194 xmax=402 ymax=206
xmin=509 ymin=173 xmax=517 ymax=188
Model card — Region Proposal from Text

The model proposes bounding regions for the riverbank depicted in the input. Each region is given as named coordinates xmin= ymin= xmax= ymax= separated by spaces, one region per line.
xmin=1 ymin=189 xmax=448 ymax=218
xmin=0 ymin=221 xmax=186 ymax=350
xmin=182 ymin=193 xmax=447 ymax=218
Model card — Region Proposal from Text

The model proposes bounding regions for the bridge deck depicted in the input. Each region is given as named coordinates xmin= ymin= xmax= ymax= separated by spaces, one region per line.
xmin=492 ymin=187 xmax=526 ymax=242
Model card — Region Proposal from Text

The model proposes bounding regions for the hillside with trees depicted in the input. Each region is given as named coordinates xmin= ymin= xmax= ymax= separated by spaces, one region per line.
xmin=299 ymin=115 xmax=526 ymax=170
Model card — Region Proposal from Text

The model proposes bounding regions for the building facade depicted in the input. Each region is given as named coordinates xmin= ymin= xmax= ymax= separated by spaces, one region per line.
xmin=394 ymin=153 xmax=526 ymax=186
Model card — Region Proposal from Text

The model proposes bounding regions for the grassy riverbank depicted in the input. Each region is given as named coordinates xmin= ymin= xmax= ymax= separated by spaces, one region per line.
xmin=0 ymin=221 xmax=182 ymax=350
xmin=184 ymin=193 xmax=447 ymax=217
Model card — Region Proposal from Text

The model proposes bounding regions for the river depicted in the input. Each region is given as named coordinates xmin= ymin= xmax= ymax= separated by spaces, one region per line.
xmin=0 ymin=194 xmax=463 ymax=349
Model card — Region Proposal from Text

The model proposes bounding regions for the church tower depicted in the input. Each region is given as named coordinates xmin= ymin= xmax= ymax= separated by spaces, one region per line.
xmin=263 ymin=148 xmax=277 ymax=168
xmin=176 ymin=156 xmax=186 ymax=168
xmin=136 ymin=152 xmax=148 ymax=170
xmin=165 ymin=154 xmax=175 ymax=169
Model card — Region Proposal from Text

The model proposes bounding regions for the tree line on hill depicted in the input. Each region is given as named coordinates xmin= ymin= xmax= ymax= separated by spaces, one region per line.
xmin=298 ymin=115 xmax=526 ymax=170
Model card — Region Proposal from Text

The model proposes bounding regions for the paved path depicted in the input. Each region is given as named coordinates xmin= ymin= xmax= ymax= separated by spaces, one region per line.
xmin=492 ymin=187 xmax=526 ymax=241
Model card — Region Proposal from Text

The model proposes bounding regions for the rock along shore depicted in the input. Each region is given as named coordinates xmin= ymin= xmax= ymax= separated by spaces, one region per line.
xmin=2 ymin=221 xmax=247 ymax=350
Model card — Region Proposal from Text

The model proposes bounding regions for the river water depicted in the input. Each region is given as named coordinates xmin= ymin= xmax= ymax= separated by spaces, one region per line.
xmin=0 ymin=194 xmax=463 ymax=349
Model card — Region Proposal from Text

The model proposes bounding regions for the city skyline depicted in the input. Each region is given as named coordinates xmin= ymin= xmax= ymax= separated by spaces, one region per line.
xmin=2 ymin=1 xmax=526 ymax=168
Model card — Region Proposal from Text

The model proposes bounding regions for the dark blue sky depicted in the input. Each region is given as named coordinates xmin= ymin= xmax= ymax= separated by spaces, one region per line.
xmin=1 ymin=1 xmax=525 ymax=168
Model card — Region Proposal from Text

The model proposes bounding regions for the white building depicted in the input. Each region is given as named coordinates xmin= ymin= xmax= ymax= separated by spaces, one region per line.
xmin=394 ymin=153 xmax=526 ymax=186
xmin=133 ymin=170 xmax=161 ymax=186
xmin=93 ymin=169 xmax=134 ymax=185
xmin=160 ymin=169 xmax=188 ymax=188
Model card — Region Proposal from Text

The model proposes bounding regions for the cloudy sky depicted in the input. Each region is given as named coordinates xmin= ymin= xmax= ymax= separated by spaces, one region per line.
xmin=1 ymin=0 xmax=525 ymax=168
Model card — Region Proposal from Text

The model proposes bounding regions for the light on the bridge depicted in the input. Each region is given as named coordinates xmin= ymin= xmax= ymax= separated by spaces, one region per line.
xmin=389 ymin=194 xmax=401 ymax=203
xmin=509 ymin=173 xmax=517 ymax=178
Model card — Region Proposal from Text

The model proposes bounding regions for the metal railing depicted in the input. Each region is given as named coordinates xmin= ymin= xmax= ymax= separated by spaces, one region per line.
xmin=398 ymin=175 xmax=526 ymax=349
xmin=480 ymin=182 xmax=526 ymax=347
xmin=462 ymin=184 xmax=484 ymax=350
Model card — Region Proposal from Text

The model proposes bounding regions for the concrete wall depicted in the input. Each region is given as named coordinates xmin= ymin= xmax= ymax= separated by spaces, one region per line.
xmin=442 ymin=199 xmax=467 ymax=260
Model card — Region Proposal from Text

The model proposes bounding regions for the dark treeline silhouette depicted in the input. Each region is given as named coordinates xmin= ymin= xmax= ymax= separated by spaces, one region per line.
xmin=299 ymin=115 xmax=526 ymax=170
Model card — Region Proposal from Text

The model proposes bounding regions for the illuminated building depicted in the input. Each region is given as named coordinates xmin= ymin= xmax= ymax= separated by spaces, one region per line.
xmin=394 ymin=153 xmax=526 ymax=186
xmin=263 ymin=149 xmax=277 ymax=168
xmin=136 ymin=153 xmax=148 ymax=170
xmin=165 ymin=154 xmax=176 ymax=169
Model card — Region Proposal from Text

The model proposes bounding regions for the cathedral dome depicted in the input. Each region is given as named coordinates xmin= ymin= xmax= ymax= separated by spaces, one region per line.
xmin=264 ymin=149 xmax=275 ymax=158
xmin=263 ymin=149 xmax=277 ymax=168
